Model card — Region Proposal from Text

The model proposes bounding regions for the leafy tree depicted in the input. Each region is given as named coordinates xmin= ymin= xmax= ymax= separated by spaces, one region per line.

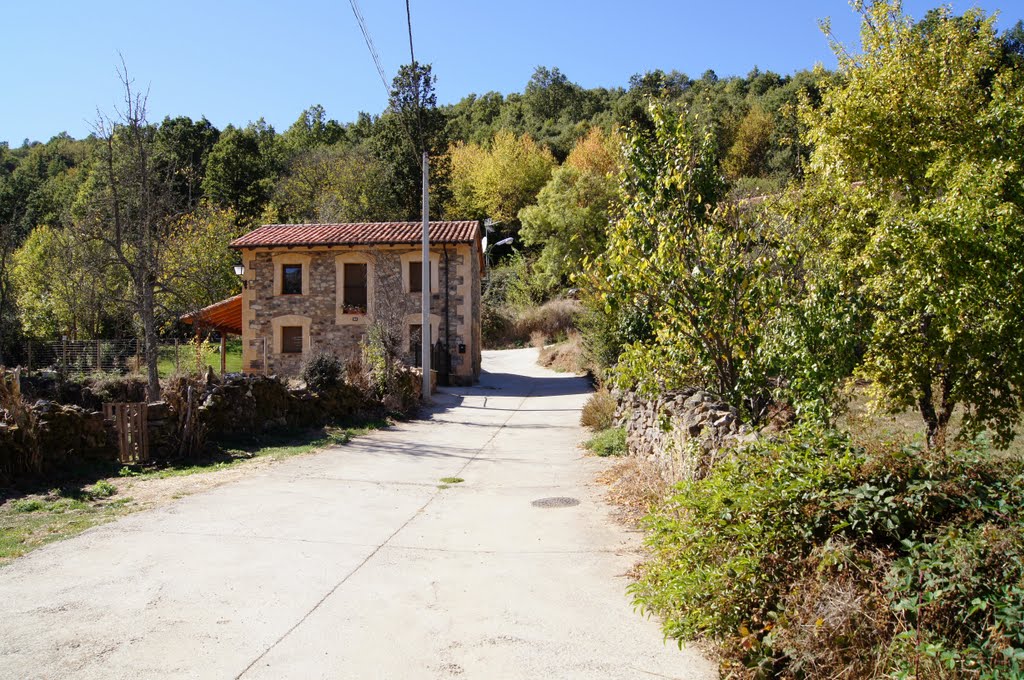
xmin=281 ymin=104 xmax=346 ymax=152
xmin=371 ymin=62 xmax=450 ymax=220
xmin=159 ymin=204 xmax=242 ymax=323
xmin=524 ymin=66 xmax=584 ymax=123
xmin=615 ymin=70 xmax=691 ymax=128
xmin=270 ymin=144 xmax=393 ymax=223
xmin=10 ymin=224 xmax=125 ymax=339
xmin=202 ymin=120 xmax=282 ymax=223
xmin=519 ymin=127 xmax=619 ymax=289
xmin=797 ymin=1 xmax=1024 ymax=448
xmin=444 ymin=91 xmax=505 ymax=145
xmin=445 ymin=130 xmax=555 ymax=231
xmin=590 ymin=103 xmax=781 ymax=420
xmin=155 ymin=115 xmax=220 ymax=210
xmin=446 ymin=141 xmax=489 ymax=221
xmin=723 ymin=103 xmax=774 ymax=179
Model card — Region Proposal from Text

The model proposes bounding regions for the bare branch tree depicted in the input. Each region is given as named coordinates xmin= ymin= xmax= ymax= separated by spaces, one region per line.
xmin=84 ymin=60 xmax=177 ymax=399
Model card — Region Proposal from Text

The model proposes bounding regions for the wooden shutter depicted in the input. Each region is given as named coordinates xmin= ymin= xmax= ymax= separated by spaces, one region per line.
xmin=281 ymin=326 xmax=303 ymax=354
xmin=343 ymin=263 xmax=368 ymax=311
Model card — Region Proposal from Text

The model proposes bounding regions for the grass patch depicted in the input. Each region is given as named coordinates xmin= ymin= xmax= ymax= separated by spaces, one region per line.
xmin=157 ymin=339 xmax=243 ymax=378
xmin=117 ymin=421 xmax=387 ymax=481
xmin=585 ymin=427 xmax=626 ymax=457
xmin=484 ymin=299 xmax=581 ymax=349
xmin=439 ymin=477 xmax=464 ymax=484
xmin=0 ymin=484 xmax=138 ymax=566
xmin=0 ymin=420 xmax=388 ymax=565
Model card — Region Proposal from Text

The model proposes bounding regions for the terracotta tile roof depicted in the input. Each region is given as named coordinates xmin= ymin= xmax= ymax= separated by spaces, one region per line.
xmin=230 ymin=221 xmax=481 ymax=249
xmin=180 ymin=294 xmax=242 ymax=335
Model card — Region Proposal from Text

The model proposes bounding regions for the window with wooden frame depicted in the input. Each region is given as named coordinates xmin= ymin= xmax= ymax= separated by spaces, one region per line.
xmin=409 ymin=261 xmax=430 ymax=293
xmin=281 ymin=264 xmax=303 ymax=295
xmin=342 ymin=262 xmax=368 ymax=313
xmin=280 ymin=326 xmax=303 ymax=354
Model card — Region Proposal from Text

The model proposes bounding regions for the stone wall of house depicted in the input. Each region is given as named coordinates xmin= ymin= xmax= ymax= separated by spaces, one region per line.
xmin=615 ymin=388 xmax=758 ymax=482
xmin=243 ymin=245 xmax=479 ymax=382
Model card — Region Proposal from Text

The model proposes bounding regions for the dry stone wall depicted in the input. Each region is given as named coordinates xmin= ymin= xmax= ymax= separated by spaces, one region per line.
xmin=615 ymin=388 xmax=758 ymax=482
xmin=1 ymin=369 xmax=394 ymax=482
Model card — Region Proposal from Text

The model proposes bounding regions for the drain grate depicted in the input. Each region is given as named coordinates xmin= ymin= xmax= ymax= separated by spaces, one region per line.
xmin=531 ymin=496 xmax=580 ymax=508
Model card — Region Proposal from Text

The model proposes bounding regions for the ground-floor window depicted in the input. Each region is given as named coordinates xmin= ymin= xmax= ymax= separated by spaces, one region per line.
xmin=281 ymin=326 xmax=303 ymax=354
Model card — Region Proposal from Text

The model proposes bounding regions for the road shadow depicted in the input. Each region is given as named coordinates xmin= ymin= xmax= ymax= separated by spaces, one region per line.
xmin=421 ymin=366 xmax=593 ymax=420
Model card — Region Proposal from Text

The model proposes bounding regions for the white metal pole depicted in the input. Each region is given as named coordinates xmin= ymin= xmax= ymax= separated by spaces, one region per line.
xmin=421 ymin=151 xmax=431 ymax=400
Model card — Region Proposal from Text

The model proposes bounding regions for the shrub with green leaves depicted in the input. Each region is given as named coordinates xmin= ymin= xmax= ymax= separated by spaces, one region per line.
xmin=632 ymin=424 xmax=862 ymax=643
xmin=301 ymin=350 xmax=344 ymax=392
xmin=633 ymin=423 xmax=1024 ymax=677
xmin=585 ymin=427 xmax=626 ymax=457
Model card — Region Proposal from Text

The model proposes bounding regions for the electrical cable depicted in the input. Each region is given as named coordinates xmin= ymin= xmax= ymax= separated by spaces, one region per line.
xmin=348 ymin=0 xmax=391 ymax=97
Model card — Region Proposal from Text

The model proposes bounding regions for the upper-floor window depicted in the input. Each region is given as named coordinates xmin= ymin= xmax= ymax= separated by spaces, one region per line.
xmin=343 ymin=262 xmax=368 ymax=313
xmin=281 ymin=264 xmax=302 ymax=295
xmin=409 ymin=261 xmax=432 ymax=293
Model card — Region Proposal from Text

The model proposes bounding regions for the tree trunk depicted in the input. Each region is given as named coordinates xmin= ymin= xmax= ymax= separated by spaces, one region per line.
xmin=918 ymin=378 xmax=940 ymax=450
xmin=141 ymin=277 xmax=161 ymax=401
xmin=919 ymin=375 xmax=955 ymax=451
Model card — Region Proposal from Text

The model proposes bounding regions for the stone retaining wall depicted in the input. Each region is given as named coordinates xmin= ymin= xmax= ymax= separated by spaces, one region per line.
xmin=614 ymin=387 xmax=757 ymax=482
xmin=2 ymin=369 xmax=394 ymax=481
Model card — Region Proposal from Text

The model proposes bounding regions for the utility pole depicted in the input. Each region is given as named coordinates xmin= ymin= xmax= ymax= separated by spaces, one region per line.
xmin=421 ymin=151 xmax=431 ymax=400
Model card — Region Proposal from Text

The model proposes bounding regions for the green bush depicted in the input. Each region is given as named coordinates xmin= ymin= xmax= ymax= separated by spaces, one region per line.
xmin=301 ymin=350 xmax=344 ymax=392
xmin=87 ymin=479 xmax=117 ymax=499
xmin=632 ymin=424 xmax=1024 ymax=677
xmin=585 ymin=426 xmax=626 ymax=457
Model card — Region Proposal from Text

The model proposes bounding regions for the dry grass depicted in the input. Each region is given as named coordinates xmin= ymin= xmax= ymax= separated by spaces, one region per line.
xmin=838 ymin=384 xmax=1024 ymax=458
xmin=596 ymin=455 xmax=670 ymax=528
xmin=580 ymin=386 xmax=616 ymax=430
xmin=484 ymin=299 xmax=582 ymax=349
xmin=766 ymin=544 xmax=898 ymax=680
xmin=538 ymin=332 xmax=588 ymax=375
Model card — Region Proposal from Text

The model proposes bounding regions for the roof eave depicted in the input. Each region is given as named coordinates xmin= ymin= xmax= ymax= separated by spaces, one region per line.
xmin=230 ymin=239 xmax=477 ymax=250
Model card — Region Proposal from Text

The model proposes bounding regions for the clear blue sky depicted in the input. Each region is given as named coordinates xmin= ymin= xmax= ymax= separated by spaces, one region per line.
xmin=2 ymin=0 xmax=1020 ymax=146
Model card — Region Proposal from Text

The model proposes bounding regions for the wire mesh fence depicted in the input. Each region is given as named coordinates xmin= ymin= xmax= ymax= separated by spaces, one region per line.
xmin=23 ymin=339 xmax=142 ymax=376
xmin=20 ymin=338 xmax=246 ymax=377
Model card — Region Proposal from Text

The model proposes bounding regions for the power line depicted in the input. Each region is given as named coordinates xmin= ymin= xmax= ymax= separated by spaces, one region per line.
xmin=404 ymin=0 xmax=425 ymax=151
xmin=348 ymin=0 xmax=391 ymax=98
xmin=405 ymin=0 xmax=416 ymax=67
xmin=347 ymin=0 xmax=421 ymax=163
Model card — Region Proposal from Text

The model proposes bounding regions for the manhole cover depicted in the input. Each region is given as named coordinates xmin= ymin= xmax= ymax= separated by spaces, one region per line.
xmin=531 ymin=497 xmax=580 ymax=508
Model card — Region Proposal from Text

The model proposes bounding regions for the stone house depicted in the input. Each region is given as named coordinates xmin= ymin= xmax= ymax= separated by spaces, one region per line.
xmin=227 ymin=221 xmax=483 ymax=385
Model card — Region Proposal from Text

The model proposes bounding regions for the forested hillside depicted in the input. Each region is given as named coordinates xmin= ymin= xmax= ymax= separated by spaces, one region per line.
xmin=0 ymin=59 xmax=823 ymax=360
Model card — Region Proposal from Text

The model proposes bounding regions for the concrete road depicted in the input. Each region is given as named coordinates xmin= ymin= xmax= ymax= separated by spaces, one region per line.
xmin=0 ymin=349 xmax=715 ymax=680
